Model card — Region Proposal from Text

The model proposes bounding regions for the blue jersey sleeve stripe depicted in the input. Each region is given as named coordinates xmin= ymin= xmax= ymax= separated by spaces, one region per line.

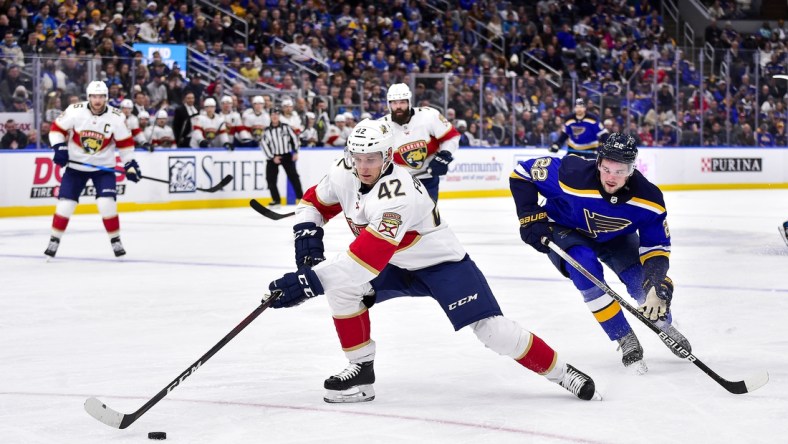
xmin=640 ymin=250 xmax=670 ymax=262
xmin=559 ymin=181 xmax=603 ymax=198
xmin=627 ymin=197 xmax=666 ymax=214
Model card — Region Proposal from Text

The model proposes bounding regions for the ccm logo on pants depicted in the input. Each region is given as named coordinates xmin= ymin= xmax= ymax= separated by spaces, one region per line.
xmin=449 ymin=294 xmax=478 ymax=311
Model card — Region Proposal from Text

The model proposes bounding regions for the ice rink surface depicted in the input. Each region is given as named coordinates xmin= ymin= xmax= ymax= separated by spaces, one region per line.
xmin=1 ymin=189 xmax=787 ymax=444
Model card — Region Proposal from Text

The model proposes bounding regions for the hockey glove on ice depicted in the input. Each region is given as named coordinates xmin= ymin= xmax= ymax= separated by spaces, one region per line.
xmin=53 ymin=143 xmax=69 ymax=167
xmin=124 ymin=159 xmax=141 ymax=183
xmin=293 ymin=222 xmax=325 ymax=267
xmin=518 ymin=207 xmax=551 ymax=254
xmin=549 ymin=143 xmax=560 ymax=153
xmin=428 ymin=150 xmax=453 ymax=176
xmin=268 ymin=267 xmax=324 ymax=309
xmin=638 ymin=277 xmax=673 ymax=321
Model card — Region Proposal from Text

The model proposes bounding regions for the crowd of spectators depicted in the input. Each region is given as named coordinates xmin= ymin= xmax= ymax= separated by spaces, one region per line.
xmin=0 ymin=0 xmax=786 ymax=149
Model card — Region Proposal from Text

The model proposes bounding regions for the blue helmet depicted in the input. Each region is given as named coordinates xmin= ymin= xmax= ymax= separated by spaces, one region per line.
xmin=598 ymin=132 xmax=638 ymax=165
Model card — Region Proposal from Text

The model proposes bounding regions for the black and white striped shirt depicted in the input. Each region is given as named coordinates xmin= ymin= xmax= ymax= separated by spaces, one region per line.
xmin=260 ymin=123 xmax=300 ymax=159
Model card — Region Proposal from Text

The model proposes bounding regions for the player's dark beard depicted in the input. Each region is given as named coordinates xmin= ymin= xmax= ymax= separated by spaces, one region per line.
xmin=391 ymin=108 xmax=411 ymax=125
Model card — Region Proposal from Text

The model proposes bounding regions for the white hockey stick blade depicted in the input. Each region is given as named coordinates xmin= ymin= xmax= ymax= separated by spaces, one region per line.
xmin=744 ymin=371 xmax=769 ymax=393
xmin=84 ymin=397 xmax=124 ymax=428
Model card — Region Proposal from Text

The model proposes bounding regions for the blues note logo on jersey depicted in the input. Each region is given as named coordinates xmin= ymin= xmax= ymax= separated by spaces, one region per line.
xmin=578 ymin=208 xmax=632 ymax=238
xmin=80 ymin=130 xmax=105 ymax=154
xmin=398 ymin=141 xmax=428 ymax=169
xmin=571 ymin=126 xmax=588 ymax=137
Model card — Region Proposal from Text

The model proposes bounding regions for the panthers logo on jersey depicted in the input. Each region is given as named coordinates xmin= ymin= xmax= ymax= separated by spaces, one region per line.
xmin=80 ymin=130 xmax=106 ymax=154
xmin=578 ymin=209 xmax=632 ymax=238
xmin=398 ymin=140 xmax=429 ymax=169
xmin=252 ymin=127 xmax=264 ymax=138
xmin=205 ymin=130 xmax=217 ymax=139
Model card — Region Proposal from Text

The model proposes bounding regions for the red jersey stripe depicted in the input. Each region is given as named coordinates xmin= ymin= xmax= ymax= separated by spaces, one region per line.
xmin=302 ymin=186 xmax=342 ymax=221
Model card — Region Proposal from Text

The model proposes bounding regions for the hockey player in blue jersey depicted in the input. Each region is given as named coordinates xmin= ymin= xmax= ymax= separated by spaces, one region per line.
xmin=511 ymin=133 xmax=691 ymax=373
xmin=549 ymin=99 xmax=608 ymax=159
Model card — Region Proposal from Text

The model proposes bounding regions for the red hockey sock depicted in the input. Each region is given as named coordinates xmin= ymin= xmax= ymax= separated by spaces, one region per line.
xmin=333 ymin=309 xmax=371 ymax=352
xmin=515 ymin=333 xmax=557 ymax=375
xmin=52 ymin=213 xmax=70 ymax=236
xmin=102 ymin=215 xmax=120 ymax=238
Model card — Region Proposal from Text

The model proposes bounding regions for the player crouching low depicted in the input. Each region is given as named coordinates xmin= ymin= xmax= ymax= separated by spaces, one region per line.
xmin=45 ymin=80 xmax=141 ymax=259
xmin=266 ymin=119 xmax=602 ymax=403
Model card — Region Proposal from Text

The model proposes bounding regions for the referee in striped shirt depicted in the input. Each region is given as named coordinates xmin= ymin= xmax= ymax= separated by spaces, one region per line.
xmin=260 ymin=107 xmax=304 ymax=206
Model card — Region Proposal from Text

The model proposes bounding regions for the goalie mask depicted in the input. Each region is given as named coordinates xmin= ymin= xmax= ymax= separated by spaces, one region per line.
xmin=345 ymin=118 xmax=394 ymax=184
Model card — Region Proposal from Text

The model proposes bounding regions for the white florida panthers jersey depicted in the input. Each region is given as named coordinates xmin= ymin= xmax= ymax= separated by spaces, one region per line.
xmin=191 ymin=113 xmax=229 ymax=147
xmin=296 ymin=159 xmax=466 ymax=292
xmin=144 ymin=125 xmax=176 ymax=148
xmin=380 ymin=107 xmax=461 ymax=179
xmin=50 ymin=102 xmax=135 ymax=170
xmin=242 ymin=109 xmax=270 ymax=141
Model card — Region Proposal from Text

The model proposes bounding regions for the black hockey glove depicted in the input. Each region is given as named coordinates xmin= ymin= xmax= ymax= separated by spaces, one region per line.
xmin=293 ymin=222 xmax=325 ymax=267
xmin=428 ymin=150 xmax=453 ymax=176
xmin=142 ymin=143 xmax=154 ymax=152
xmin=124 ymin=159 xmax=141 ymax=183
xmin=549 ymin=143 xmax=560 ymax=153
xmin=639 ymin=276 xmax=673 ymax=321
xmin=199 ymin=140 xmax=209 ymax=148
xmin=518 ymin=207 xmax=551 ymax=254
xmin=223 ymin=142 xmax=235 ymax=151
xmin=53 ymin=142 xmax=69 ymax=167
xmin=268 ymin=267 xmax=324 ymax=309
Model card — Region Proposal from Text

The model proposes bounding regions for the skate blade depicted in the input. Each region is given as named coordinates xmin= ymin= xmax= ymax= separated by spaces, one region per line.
xmin=590 ymin=390 xmax=604 ymax=401
xmin=323 ymin=385 xmax=375 ymax=403
xmin=625 ymin=360 xmax=648 ymax=376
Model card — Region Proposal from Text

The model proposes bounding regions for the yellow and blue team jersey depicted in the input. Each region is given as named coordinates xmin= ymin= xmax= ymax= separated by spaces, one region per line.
xmin=510 ymin=155 xmax=670 ymax=263
xmin=560 ymin=113 xmax=607 ymax=153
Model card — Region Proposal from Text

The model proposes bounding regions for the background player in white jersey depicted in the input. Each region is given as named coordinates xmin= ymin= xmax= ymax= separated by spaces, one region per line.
xmin=241 ymin=95 xmax=270 ymax=147
xmin=190 ymin=98 xmax=231 ymax=149
xmin=45 ymin=81 xmax=140 ymax=258
xmin=381 ymin=83 xmax=460 ymax=201
xmin=322 ymin=114 xmax=349 ymax=147
xmin=143 ymin=110 xmax=175 ymax=149
xmin=219 ymin=95 xmax=243 ymax=149
xmin=119 ymin=99 xmax=146 ymax=149
xmin=278 ymin=97 xmax=303 ymax=134
xmin=266 ymin=119 xmax=600 ymax=404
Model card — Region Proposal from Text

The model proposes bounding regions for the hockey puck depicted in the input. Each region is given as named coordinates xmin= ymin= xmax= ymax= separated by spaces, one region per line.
xmin=148 ymin=431 xmax=166 ymax=440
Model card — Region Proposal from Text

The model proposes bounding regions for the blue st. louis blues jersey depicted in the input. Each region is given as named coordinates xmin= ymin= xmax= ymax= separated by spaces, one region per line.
xmin=559 ymin=113 xmax=607 ymax=152
xmin=510 ymin=155 xmax=670 ymax=263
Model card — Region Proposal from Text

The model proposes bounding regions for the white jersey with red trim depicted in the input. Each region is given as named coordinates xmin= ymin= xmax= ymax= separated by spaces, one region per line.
xmin=380 ymin=107 xmax=461 ymax=179
xmin=323 ymin=124 xmax=348 ymax=147
xmin=190 ymin=113 xmax=229 ymax=147
xmin=220 ymin=110 xmax=243 ymax=138
xmin=49 ymin=102 xmax=135 ymax=171
xmin=296 ymin=159 xmax=466 ymax=292
xmin=242 ymin=109 xmax=270 ymax=140
xmin=279 ymin=111 xmax=303 ymax=134
xmin=124 ymin=114 xmax=145 ymax=144
xmin=144 ymin=124 xmax=176 ymax=148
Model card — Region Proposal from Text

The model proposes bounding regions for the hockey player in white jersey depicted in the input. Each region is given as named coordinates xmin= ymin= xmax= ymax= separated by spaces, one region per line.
xmin=380 ymin=83 xmax=460 ymax=201
xmin=323 ymin=113 xmax=349 ymax=147
xmin=45 ymin=80 xmax=140 ymax=258
xmin=240 ymin=95 xmax=269 ymax=147
xmin=219 ymin=95 xmax=242 ymax=149
xmin=279 ymin=97 xmax=303 ymax=134
xmin=267 ymin=119 xmax=600 ymax=403
xmin=120 ymin=99 xmax=148 ymax=150
xmin=143 ymin=109 xmax=175 ymax=148
xmin=191 ymin=98 xmax=231 ymax=149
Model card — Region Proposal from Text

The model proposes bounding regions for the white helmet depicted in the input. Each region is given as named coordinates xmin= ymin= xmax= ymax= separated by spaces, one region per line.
xmin=138 ymin=110 xmax=150 ymax=120
xmin=386 ymin=83 xmax=411 ymax=111
xmin=204 ymin=98 xmax=217 ymax=107
xmin=86 ymin=80 xmax=108 ymax=97
xmin=345 ymin=118 xmax=394 ymax=179
xmin=120 ymin=99 xmax=133 ymax=109
xmin=220 ymin=95 xmax=233 ymax=104
xmin=155 ymin=109 xmax=168 ymax=119
xmin=252 ymin=95 xmax=264 ymax=105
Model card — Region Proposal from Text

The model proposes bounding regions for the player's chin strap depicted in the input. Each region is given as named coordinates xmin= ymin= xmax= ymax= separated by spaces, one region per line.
xmin=541 ymin=237 xmax=768 ymax=395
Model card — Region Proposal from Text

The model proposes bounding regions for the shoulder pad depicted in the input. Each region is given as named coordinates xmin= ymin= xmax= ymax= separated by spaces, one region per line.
xmin=557 ymin=155 xmax=598 ymax=189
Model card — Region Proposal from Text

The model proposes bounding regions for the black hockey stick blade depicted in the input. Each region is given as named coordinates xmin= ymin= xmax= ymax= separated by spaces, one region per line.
xmin=197 ymin=174 xmax=233 ymax=193
xmin=249 ymin=199 xmax=295 ymax=220
xmin=84 ymin=291 xmax=282 ymax=429
xmin=542 ymin=238 xmax=769 ymax=395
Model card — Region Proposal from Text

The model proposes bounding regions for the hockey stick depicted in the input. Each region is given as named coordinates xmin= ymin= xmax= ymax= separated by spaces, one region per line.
xmin=68 ymin=160 xmax=233 ymax=193
xmin=249 ymin=198 xmax=295 ymax=220
xmin=542 ymin=238 xmax=769 ymax=395
xmin=84 ymin=291 xmax=281 ymax=429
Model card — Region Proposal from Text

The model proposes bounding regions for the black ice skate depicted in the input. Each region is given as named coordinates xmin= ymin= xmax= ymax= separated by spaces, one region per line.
xmin=780 ymin=221 xmax=788 ymax=246
xmin=617 ymin=330 xmax=647 ymax=375
xmin=110 ymin=236 xmax=126 ymax=257
xmin=324 ymin=360 xmax=375 ymax=403
xmin=558 ymin=364 xmax=602 ymax=401
xmin=44 ymin=236 xmax=60 ymax=258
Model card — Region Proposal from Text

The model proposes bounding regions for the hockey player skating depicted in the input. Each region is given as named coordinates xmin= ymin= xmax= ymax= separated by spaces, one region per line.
xmin=380 ymin=83 xmax=460 ymax=201
xmin=511 ymin=132 xmax=690 ymax=374
xmin=549 ymin=99 xmax=608 ymax=159
xmin=45 ymin=80 xmax=140 ymax=258
xmin=267 ymin=119 xmax=601 ymax=403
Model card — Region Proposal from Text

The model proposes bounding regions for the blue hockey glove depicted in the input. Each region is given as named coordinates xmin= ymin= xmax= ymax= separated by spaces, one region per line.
xmin=518 ymin=207 xmax=551 ymax=254
xmin=293 ymin=222 xmax=325 ymax=267
xmin=639 ymin=277 xmax=673 ymax=321
xmin=428 ymin=150 xmax=453 ymax=176
xmin=124 ymin=159 xmax=141 ymax=182
xmin=268 ymin=267 xmax=324 ymax=309
xmin=53 ymin=143 xmax=69 ymax=167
